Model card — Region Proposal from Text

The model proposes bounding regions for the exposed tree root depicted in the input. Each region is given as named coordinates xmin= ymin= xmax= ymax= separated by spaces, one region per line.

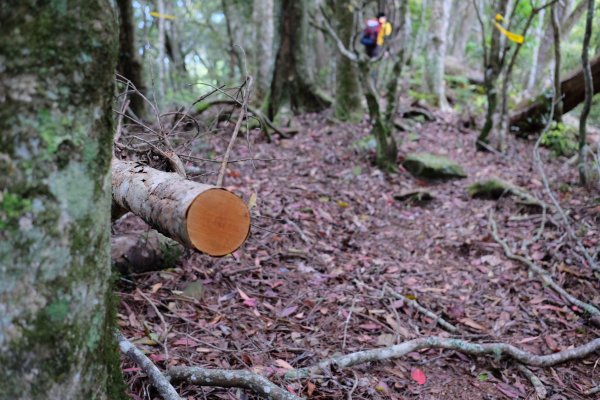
xmin=517 ymin=365 xmax=547 ymax=399
xmin=489 ymin=213 xmax=600 ymax=323
xmin=167 ymin=366 xmax=303 ymax=400
xmin=284 ymin=336 xmax=600 ymax=380
xmin=115 ymin=332 xmax=182 ymax=400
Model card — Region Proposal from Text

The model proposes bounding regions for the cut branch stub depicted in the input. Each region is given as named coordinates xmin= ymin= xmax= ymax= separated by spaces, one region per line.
xmin=112 ymin=159 xmax=250 ymax=256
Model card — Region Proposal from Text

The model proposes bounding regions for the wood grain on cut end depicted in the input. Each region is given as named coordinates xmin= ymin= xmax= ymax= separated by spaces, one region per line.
xmin=186 ymin=189 xmax=250 ymax=256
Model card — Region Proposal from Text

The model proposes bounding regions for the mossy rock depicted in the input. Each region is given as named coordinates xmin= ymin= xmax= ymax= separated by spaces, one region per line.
xmin=468 ymin=179 xmax=516 ymax=199
xmin=403 ymin=153 xmax=467 ymax=181
xmin=394 ymin=190 xmax=434 ymax=203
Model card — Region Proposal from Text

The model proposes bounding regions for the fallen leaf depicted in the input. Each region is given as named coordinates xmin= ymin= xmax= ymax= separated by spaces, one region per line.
xmin=459 ymin=318 xmax=486 ymax=331
xmin=411 ymin=368 xmax=427 ymax=385
xmin=274 ymin=359 xmax=294 ymax=370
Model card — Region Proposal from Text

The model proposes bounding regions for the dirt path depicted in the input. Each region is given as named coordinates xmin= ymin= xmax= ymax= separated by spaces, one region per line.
xmin=117 ymin=112 xmax=600 ymax=399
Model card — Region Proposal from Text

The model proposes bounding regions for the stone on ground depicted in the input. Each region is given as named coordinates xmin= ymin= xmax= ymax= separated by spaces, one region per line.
xmin=402 ymin=153 xmax=467 ymax=181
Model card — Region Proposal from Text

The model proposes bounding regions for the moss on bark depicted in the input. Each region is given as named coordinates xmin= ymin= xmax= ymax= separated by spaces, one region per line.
xmin=0 ymin=2 xmax=126 ymax=398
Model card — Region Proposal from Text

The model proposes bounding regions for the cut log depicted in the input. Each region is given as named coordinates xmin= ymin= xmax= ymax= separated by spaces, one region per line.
xmin=112 ymin=159 xmax=250 ymax=256
xmin=510 ymin=54 xmax=600 ymax=134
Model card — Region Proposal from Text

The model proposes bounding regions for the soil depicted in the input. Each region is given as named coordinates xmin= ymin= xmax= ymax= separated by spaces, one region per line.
xmin=115 ymin=110 xmax=600 ymax=400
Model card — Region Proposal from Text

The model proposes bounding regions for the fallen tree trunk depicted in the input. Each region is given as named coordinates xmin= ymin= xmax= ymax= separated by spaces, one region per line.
xmin=510 ymin=53 xmax=600 ymax=135
xmin=112 ymin=159 xmax=250 ymax=256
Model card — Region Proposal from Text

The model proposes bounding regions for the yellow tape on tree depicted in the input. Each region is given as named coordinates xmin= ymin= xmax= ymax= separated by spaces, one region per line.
xmin=150 ymin=11 xmax=176 ymax=20
xmin=493 ymin=14 xmax=524 ymax=44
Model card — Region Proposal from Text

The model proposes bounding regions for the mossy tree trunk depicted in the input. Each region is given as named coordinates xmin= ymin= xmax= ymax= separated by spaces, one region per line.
xmin=334 ymin=0 xmax=362 ymax=121
xmin=0 ymin=2 xmax=124 ymax=399
xmin=117 ymin=0 xmax=145 ymax=116
xmin=267 ymin=0 xmax=332 ymax=119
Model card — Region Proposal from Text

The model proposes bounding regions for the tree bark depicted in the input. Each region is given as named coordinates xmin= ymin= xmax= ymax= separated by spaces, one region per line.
xmin=551 ymin=2 xmax=563 ymax=122
xmin=450 ymin=0 xmax=475 ymax=60
xmin=0 ymin=2 xmax=125 ymax=399
xmin=116 ymin=0 xmax=146 ymax=116
xmin=424 ymin=0 xmax=451 ymax=110
xmin=157 ymin=0 xmax=166 ymax=102
xmin=509 ymin=54 xmax=600 ymax=134
xmin=112 ymin=160 xmax=251 ymax=256
xmin=252 ymin=0 xmax=275 ymax=103
xmin=578 ymin=0 xmax=595 ymax=185
xmin=268 ymin=0 xmax=332 ymax=119
xmin=334 ymin=0 xmax=362 ymax=121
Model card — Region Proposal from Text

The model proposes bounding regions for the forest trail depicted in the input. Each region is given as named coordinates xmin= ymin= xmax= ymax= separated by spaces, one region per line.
xmin=118 ymin=113 xmax=599 ymax=400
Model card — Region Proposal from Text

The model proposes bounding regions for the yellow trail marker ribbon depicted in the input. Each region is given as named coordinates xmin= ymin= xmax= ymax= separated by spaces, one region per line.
xmin=150 ymin=11 xmax=176 ymax=20
xmin=493 ymin=14 xmax=524 ymax=44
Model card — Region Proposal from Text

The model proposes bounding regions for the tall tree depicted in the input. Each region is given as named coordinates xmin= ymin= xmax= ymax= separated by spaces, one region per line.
xmin=268 ymin=0 xmax=332 ymax=119
xmin=252 ymin=0 xmax=275 ymax=103
xmin=551 ymin=2 xmax=563 ymax=122
xmin=578 ymin=0 xmax=595 ymax=185
xmin=450 ymin=1 xmax=476 ymax=61
xmin=0 ymin=1 xmax=124 ymax=398
xmin=334 ymin=0 xmax=362 ymax=121
xmin=117 ymin=0 xmax=146 ymax=116
xmin=424 ymin=0 xmax=451 ymax=109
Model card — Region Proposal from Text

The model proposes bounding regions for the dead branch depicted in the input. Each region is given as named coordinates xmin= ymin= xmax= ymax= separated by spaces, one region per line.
xmin=167 ymin=366 xmax=303 ymax=400
xmin=217 ymin=76 xmax=253 ymax=187
xmin=284 ymin=336 xmax=600 ymax=379
xmin=384 ymin=287 xmax=458 ymax=333
xmin=196 ymin=99 xmax=295 ymax=139
xmin=517 ymin=365 xmax=547 ymax=399
xmin=489 ymin=213 xmax=600 ymax=321
xmin=115 ymin=332 xmax=182 ymax=400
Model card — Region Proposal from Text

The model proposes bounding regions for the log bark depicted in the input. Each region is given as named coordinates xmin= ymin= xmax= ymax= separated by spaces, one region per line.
xmin=510 ymin=54 xmax=600 ymax=134
xmin=112 ymin=160 xmax=250 ymax=256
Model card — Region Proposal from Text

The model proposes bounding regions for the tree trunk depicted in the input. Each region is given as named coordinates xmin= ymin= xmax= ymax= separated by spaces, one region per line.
xmin=509 ymin=54 xmax=600 ymax=134
xmin=116 ymin=0 xmax=146 ymax=116
xmin=157 ymin=0 xmax=166 ymax=102
xmin=450 ymin=1 xmax=475 ymax=60
xmin=252 ymin=0 xmax=275 ymax=103
xmin=334 ymin=0 xmax=362 ymax=121
xmin=268 ymin=0 xmax=332 ymax=119
xmin=0 ymin=2 xmax=124 ymax=399
xmin=578 ymin=0 xmax=595 ymax=185
xmin=112 ymin=160 xmax=251 ymax=256
xmin=525 ymin=7 xmax=546 ymax=94
xmin=551 ymin=2 xmax=563 ymax=122
xmin=533 ymin=0 xmax=587 ymax=89
xmin=424 ymin=0 xmax=451 ymax=110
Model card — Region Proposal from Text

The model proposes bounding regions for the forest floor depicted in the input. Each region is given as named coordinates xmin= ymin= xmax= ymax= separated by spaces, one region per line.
xmin=115 ymin=109 xmax=600 ymax=400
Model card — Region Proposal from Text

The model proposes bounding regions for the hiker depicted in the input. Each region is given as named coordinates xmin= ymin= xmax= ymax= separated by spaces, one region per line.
xmin=361 ymin=12 xmax=392 ymax=58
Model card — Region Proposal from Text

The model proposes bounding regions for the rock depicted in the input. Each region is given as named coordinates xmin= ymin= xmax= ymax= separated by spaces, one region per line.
xmin=394 ymin=190 xmax=434 ymax=203
xmin=111 ymin=230 xmax=183 ymax=274
xmin=468 ymin=178 xmax=516 ymax=199
xmin=402 ymin=153 xmax=467 ymax=181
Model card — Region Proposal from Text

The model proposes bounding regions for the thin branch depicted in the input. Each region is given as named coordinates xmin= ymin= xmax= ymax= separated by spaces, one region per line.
xmin=116 ymin=332 xmax=182 ymax=400
xmin=384 ymin=287 xmax=458 ymax=333
xmin=167 ymin=366 xmax=303 ymax=400
xmin=284 ymin=336 xmax=600 ymax=379
xmin=216 ymin=76 xmax=253 ymax=187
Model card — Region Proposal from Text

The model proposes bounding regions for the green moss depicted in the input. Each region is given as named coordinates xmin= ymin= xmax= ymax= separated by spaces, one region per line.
xmin=403 ymin=153 xmax=467 ymax=181
xmin=468 ymin=179 xmax=515 ymax=199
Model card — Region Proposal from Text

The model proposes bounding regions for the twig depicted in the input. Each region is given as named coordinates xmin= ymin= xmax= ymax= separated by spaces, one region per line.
xmin=489 ymin=213 xmax=600 ymax=320
xmin=114 ymin=99 xmax=130 ymax=144
xmin=284 ymin=336 xmax=600 ymax=379
xmin=342 ymin=299 xmax=355 ymax=350
xmin=167 ymin=366 xmax=303 ymax=400
xmin=115 ymin=332 xmax=182 ymax=400
xmin=137 ymin=288 xmax=169 ymax=339
xmin=585 ymin=384 xmax=600 ymax=395
xmin=384 ymin=287 xmax=458 ymax=333
xmin=517 ymin=365 xmax=547 ymax=399
xmin=216 ymin=76 xmax=253 ymax=187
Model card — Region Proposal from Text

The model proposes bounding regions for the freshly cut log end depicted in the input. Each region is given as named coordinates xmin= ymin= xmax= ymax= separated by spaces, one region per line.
xmin=112 ymin=159 xmax=251 ymax=257
xmin=187 ymin=189 xmax=251 ymax=256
